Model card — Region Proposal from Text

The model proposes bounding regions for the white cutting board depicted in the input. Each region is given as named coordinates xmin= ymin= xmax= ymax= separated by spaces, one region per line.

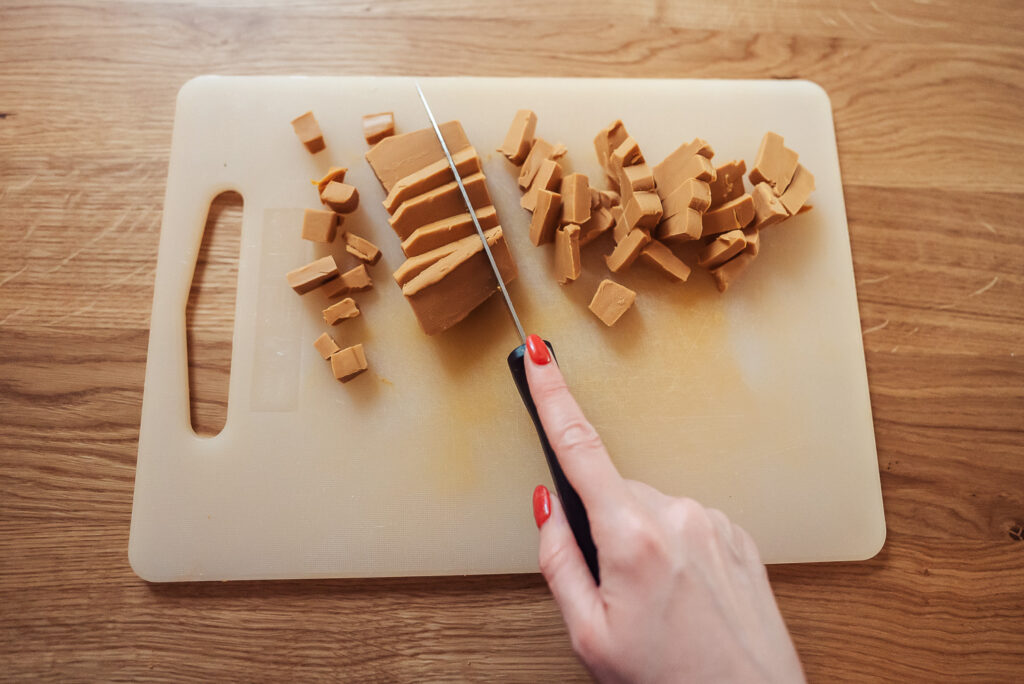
xmin=129 ymin=76 xmax=885 ymax=581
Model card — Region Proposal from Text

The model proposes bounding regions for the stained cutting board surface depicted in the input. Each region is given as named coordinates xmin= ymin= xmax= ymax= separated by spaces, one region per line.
xmin=129 ymin=76 xmax=885 ymax=581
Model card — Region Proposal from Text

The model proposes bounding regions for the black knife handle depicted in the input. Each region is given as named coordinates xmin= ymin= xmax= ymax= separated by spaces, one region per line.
xmin=508 ymin=341 xmax=600 ymax=584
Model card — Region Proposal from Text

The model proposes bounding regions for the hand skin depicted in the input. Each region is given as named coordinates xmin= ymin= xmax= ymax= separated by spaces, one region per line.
xmin=526 ymin=350 xmax=806 ymax=684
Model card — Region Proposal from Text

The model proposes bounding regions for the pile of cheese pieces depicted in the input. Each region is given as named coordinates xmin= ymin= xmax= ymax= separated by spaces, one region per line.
xmin=284 ymin=110 xmax=397 ymax=383
xmin=501 ymin=111 xmax=815 ymax=326
xmin=364 ymin=121 xmax=517 ymax=336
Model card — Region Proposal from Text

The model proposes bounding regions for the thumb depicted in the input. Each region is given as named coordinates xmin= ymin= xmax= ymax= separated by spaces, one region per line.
xmin=535 ymin=485 xmax=606 ymax=638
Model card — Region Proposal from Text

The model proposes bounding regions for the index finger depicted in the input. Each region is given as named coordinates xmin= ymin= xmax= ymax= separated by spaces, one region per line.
xmin=524 ymin=338 xmax=629 ymax=517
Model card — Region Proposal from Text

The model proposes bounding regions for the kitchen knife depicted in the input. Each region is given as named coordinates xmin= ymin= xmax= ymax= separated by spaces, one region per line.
xmin=415 ymin=82 xmax=600 ymax=583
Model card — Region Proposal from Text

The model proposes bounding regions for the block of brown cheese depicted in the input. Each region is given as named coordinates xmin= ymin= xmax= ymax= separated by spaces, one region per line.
xmin=529 ymin=190 xmax=562 ymax=246
xmin=594 ymin=120 xmax=628 ymax=175
xmin=697 ymin=229 xmax=747 ymax=269
xmin=323 ymin=297 xmax=360 ymax=325
xmin=588 ymin=279 xmax=636 ymax=326
xmin=579 ymin=206 xmax=615 ymax=247
xmin=661 ymin=178 xmax=712 ymax=219
xmin=344 ymin=232 xmax=382 ymax=265
xmin=560 ymin=173 xmax=590 ymax=226
xmin=652 ymin=137 xmax=714 ymax=192
xmin=498 ymin=109 xmax=538 ymax=165
xmin=749 ymin=132 xmax=798 ymax=196
xmin=393 ymin=240 xmax=464 ymax=286
xmin=742 ymin=227 xmax=761 ymax=257
xmin=313 ymin=333 xmax=341 ymax=360
xmin=605 ymin=228 xmax=652 ymax=273
xmin=640 ymin=240 xmax=691 ymax=282
xmin=301 ymin=208 xmax=339 ymax=243
xmin=323 ymin=264 xmax=373 ymax=297
xmin=710 ymin=252 xmax=756 ymax=293
xmin=365 ymin=120 xmax=471 ymax=193
xmin=708 ymin=160 xmax=747 ymax=208
xmin=321 ymin=182 xmax=359 ymax=214
xmin=624 ymin=192 xmax=663 ymax=231
xmin=610 ymin=136 xmax=645 ymax=169
xmin=313 ymin=167 xmax=347 ymax=196
xmin=389 ymin=172 xmax=491 ymax=239
xmin=610 ymin=206 xmax=628 ymax=244
xmin=521 ymin=159 xmax=563 ymax=211
xmin=657 ymin=207 xmax=702 ymax=243
xmin=554 ymin=224 xmax=581 ymax=284
xmin=779 ymin=164 xmax=815 ymax=215
xmin=623 ymin=164 xmax=656 ymax=192
xmin=702 ymin=194 xmax=755 ymax=237
xmin=383 ymin=147 xmax=481 ymax=214
xmin=291 ymin=111 xmax=325 ymax=153
xmin=330 ymin=344 xmax=368 ymax=383
xmin=362 ymin=112 xmax=395 ymax=145
xmin=286 ymin=255 xmax=338 ymax=294
xmin=401 ymin=206 xmax=499 ymax=257
xmin=751 ymin=182 xmax=789 ymax=229
xmin=401 ymin=227 xmax=517 ymax=335
xmin=519 ymin=138 xmax=559 ymax=190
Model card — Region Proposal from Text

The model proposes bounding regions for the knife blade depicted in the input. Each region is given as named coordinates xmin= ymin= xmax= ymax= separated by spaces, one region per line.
xmin=414 ymin=82 xmax=600 ymax=583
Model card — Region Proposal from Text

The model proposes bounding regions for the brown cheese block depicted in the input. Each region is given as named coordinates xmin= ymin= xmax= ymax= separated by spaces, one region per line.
xmin=640 ymin=240 xmax=691 ymax=282
xmin=321 ymin=182 xmax=360 ymax=214
xmin=365 ymin=120 xmax=470 ymax=193
xmin=657 ymin=207 xmax=703 ymax=243
xmin=344 ymin=232 xmax=382 ymax=265
xmin=610 ymin=136 xmax=645 ymax=169
xmin=330 ymin=344 xmax=368 ymax=383
xmin=313 ymin=167 xmax=347 ymax=196
xmin=661 ymin=178 xmax=712 ymax=219
xmin=554 ymin=224 xmax=582 ymax=284
xmin=623 ymin=192 xmax=663 ymax=231
xmin=708 ymin=159 xmax=747 ymax=208
xmin=751 ymin=182 xmax=789 ymax=229
xmin=742 ymin=227 xmax=761 ymax=257
xmin=610 ymin=206 xmax=628 ymax=244
xmin=710 ymin=252 xmax=756 ymax=293
xmin=401 ymin=206 xmax=498 ymax=256
xmin=521 ymin=159 xmax=563 ymax=211
xmin=594 ymin=120 xmax=628 ymax=175
xmin=286 ymin=255 xmax=339 ymax=294
xmin=402 ymin=227 xmax=517 ymax=335
xmin=560 ymin=173 xmax=591 ymax=226
xmin=653 ymin=153 xmax=716 ymax=194
xmin=588 ymin=279 xmax=636 ymax=326
xmin=518 ymin=138 xmax=558 ymax=189
xmin=393 ymin=240 xmax=463 ymax=286
xmin=701 ymin=194 xmax=755 ymax=237
xmin=605 ymin=228 xmax=651 ymax=273
xmin=323 ymin=264 xmax=373 ymax=298
xmin=529 ymin=190 xmax=562 ymax=246
xmin=301 ymin=208 xmax=339 ymax=243
xmin=383 ymin=147 xmax=481 ymax=214
xmin=291 ymin=111 xmax=325 ymax=153
xmin=779 ymin=164 xmax=815 ymax=215
xmin=579 ymin=206 xmax=615 ymax=247
xmin=623 ymin=164 xmax=656 ymax=192
xmin=749 ymin=132 xmax=798 ymax=196
xmin=389 ymin=172 xmax=491 ymax=240
xmin=323 ymin=297 xmax=360 ymax=325
xmin=362 ymin=112 xmax=395 ymax=145
xmin=498 ymin=109 xmax=538 ymax=165
xmin=599 ymin=189 xmax=620 ymax=208
xmin=652 ymin=137 xmax=714 ymax=191
xmin=313 ymin=333 xmax=341 ymax=360
xmin=697 ymin=229 xmax=748 ymax=268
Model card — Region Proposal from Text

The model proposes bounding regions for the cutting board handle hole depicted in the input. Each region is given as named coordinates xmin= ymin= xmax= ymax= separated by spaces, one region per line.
xmin=186 ymin=190 xmax=243 ymax=437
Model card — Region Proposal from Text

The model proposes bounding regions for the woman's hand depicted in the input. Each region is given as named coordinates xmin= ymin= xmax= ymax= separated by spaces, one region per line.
xmin=524 ymin=335 xmax=805 ymax=683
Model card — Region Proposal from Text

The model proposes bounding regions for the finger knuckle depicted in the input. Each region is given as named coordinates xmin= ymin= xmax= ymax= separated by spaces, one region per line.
xmin=617 ymin=510 xmax=669 ymax=564
xmin=538 ymin=539 xmax=575 ymax=582
xmin=552 ymin=418 xmax=604 ymax=457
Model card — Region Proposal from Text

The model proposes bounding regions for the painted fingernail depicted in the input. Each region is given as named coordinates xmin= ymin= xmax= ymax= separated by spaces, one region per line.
xmin=533 ymin=485 xmax=551 ymax=528
xmin=526 ymin=334 xmax=551 ymax=365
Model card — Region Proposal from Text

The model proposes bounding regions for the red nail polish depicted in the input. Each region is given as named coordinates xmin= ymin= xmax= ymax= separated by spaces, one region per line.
xmin=526 ymin=334 xmax=551 ymax=365
xmin=533 ymin=485 xmax=551 ymax=528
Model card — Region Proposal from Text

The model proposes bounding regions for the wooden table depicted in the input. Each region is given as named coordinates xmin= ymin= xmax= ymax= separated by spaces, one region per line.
xmin=2 ymin=1 xmax=1021 ymax=680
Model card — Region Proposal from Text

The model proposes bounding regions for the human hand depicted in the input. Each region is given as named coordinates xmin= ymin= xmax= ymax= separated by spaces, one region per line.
xmin=524 ymin=335 xmax=805 ymax=683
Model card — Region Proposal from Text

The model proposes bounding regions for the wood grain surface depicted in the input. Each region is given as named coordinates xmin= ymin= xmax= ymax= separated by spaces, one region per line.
xmin=2 ymin=1 xmax=1022 ymax=680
